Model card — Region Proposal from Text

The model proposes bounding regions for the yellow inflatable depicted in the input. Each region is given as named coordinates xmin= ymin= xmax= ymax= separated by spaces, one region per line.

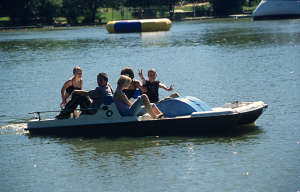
xmin=106 ymin=18 xmax=172 ymax=33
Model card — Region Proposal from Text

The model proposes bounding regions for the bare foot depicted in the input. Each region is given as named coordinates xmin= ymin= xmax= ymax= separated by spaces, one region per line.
xmin=156 ymin=114 xmax=164 ymax=119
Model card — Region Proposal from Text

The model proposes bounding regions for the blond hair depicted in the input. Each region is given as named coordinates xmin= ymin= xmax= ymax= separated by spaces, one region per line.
xmin=73 ymin=66 xmax=82 ymax=74
xmin=117 ymin=75 xmax=132 ymax=88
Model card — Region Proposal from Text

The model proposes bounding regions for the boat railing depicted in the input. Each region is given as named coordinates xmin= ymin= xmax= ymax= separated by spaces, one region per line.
xmin=28 ymin=107 xmax=99 ymax=121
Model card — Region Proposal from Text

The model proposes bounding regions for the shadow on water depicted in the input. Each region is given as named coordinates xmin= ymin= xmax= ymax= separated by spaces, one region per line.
xmin=0 ymin=38 xmax=128 ymax=53
xmin=1 ymin=122 xmax=265 ymax=171
xmin=25 ymin=126 xmax=264 ymax=168
xmin=24 ymin=124 xmax=264 ymax=155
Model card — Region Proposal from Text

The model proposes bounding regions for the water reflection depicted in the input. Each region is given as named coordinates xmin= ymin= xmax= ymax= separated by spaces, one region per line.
xmin=0 ymin=39 xmax=70 ymax=52
xmin=201 ymin=29 xmax=300 ymax=48
xmin=0 ymin=38 xmax=127 ymax=52
xmin=141 ymin=31 xmax=170 ymax=47
xmin=19 ymin=125 xmax=258 ymax=179
xmin=34 ymin=125 xmax=263 ymax=159
xmin=1 ymin=20 xmax=299 ymax=54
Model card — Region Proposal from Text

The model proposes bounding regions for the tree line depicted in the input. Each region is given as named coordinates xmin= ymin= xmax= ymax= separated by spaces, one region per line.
xmin=0 ymin=0 xmax=254 ymax=26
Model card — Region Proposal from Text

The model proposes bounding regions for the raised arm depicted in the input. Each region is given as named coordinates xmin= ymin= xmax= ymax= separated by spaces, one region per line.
xmin=159 ymin=83 xmax=174 ymax=91
xmin=115 ymin=89 xmax=132 ymax=107
xmin=138 ymin=69 xmax=146 ymax=85
xmin=121 ymin=91 xmax=132 ymax=106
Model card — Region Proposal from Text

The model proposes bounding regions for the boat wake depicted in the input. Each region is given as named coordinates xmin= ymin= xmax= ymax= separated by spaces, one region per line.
xmin=0 ymin=123 xmax=28 ymax=135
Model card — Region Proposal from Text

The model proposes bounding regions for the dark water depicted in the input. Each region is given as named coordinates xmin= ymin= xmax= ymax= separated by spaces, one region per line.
xmin=0 ymin=19 xmax=299 ymax=192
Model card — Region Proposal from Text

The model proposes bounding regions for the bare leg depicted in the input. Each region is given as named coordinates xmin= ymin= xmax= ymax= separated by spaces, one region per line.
xmin=152 ymin=104 xmax=163 ymax=116
xmin=160 ymin=92 xmax=180 ymax=103
xmin=73 ymin=110 xmax=80 ymax=118
xmin=168 ymin=92 xmax=180 ymax=99
xmin=141 ymin=94 xmax=163 ymax=119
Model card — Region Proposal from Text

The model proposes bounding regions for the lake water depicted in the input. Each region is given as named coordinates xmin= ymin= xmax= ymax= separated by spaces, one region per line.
xmin=0 ymin=19 xmax=299 ymax=192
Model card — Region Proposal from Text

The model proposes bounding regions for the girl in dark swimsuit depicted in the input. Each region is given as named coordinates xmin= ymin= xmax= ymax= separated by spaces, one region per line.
xmin=120 ymin=67 xmax=146 ymax=100
xmin=60 ymin=66 xmax=82 ymax=108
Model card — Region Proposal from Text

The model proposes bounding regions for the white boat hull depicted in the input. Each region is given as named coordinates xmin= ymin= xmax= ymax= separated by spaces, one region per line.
xmin=252 ymin=0 xmax=300 ymax=20
xmin=26 ymin=101 xmax=268 ymax=136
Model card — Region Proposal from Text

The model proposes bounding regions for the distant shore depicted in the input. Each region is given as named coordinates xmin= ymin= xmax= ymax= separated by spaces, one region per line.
xmin=0 ymin=15 xmax=252 ymax=30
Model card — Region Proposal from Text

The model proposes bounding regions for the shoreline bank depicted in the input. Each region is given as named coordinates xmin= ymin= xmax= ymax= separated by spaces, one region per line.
xmin=0 ymin=15 xmax=252 ymax=30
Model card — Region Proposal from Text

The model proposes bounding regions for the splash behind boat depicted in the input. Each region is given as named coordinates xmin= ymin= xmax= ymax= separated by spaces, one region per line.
xmin=26 ymin=96 xmax=267 ymax=136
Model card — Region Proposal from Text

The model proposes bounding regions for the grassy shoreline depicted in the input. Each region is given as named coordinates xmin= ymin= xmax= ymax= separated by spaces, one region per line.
xmin=0 ymin=3 xmax=257 ymax=29
xmin=0 ymin=17 xmax=254 ymax=31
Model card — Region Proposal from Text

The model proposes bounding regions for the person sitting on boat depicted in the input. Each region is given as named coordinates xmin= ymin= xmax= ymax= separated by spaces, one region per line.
xmin=120 ymin=67 xmax=146 ymax=100
xmin=138 ymin=68 xmax=179 ymax=103
xmin=114 ymin=75 xmax=164 ymax=119
xmin=60 ymin=66 xmax=83 ymax=108
xmin=56 ymin=73 xmax=113 ymax=119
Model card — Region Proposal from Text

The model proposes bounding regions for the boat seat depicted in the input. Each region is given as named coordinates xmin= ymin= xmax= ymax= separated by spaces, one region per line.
xmin=98 ymin=103 xmax=122 ymax=119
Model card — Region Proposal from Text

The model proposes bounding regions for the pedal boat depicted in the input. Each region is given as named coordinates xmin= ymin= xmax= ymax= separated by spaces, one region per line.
xmin=26 ymin=96 xmax=268 ymax=136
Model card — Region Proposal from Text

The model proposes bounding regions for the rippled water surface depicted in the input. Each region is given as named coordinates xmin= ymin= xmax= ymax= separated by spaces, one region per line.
xmin=0 ymin=19 xmax=300 ymax=192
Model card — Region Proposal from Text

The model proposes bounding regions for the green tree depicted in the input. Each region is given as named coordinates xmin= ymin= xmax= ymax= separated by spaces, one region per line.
xmin=124 ymin=0 xmax=180 ymax=18
xmin=0 ymin=0 xmax=62 ymax=25
xmin=164 ymin=0 xmax=180 ymax=18
xmin=62 ymin=0 xmax=122 ymax=24
xmin=81 ymin=0 xmax=104 ymax=23
xmin=62 ymin=0 xmax=84 ymax=24
xmin=209 ymin=0 xmax=246 ymax=16
xmin=34 ymin=0 xmax=63 ymax=24
xmin=0 ymin=0 xmax=34 ymax=25
xmin=81 ymin=0 xmax=123 ymax=23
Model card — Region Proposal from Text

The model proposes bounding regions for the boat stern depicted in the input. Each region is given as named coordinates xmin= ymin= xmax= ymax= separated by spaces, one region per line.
xmin=225 ymin=101 xmax=268 ymax=125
